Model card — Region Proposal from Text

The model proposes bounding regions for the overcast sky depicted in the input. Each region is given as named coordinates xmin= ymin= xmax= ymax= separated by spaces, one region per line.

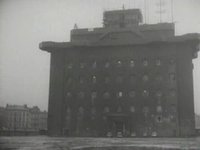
xmin=0 ymin=0 xmax=200 ymax=113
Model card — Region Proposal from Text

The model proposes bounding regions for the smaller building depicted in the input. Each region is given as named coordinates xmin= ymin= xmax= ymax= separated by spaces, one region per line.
xmin=38 ymin=110 xmax=48 ymax=131
xmin=195 ymin=114 xmax=200 ymax=129
xmin=0 ymin=104 xmax=47 ymax=135
xmin=5 ymin=104 xmax=31 ymax=131
xmin=0 ymin=107 xmax=7 ymax=130
xmin=195 ymin=114 xmax=200 ymax=135
xmin=29 ymin=106 xmax=47 ymax=131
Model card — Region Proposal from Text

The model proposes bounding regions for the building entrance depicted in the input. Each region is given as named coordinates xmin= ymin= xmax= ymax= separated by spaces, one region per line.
xmin=107 ymin=113 xmax=130 ymax=137
xmin=114 ymin=121 xmax=125 ymax=137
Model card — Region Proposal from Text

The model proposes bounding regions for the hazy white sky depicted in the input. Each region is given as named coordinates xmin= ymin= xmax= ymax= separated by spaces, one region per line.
xmin=0 ymin=0 xmax=200 ymax=113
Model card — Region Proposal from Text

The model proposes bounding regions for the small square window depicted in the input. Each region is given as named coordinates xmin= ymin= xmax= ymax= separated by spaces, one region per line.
xmin=142 ymin=75 xmax=149 ymax=82
xmin=67 ymin=63 xmax=73 ymax=69
xmin=66 ymin=107 xmax=71 ymax=114
xmin=156 ymin=115 xmax=162 ymax=123
xmin=105 ymin=62 xmax=110 ymax=68
xmin=151 ymin=131 xmax=157 ymax=137
xmin=119 ymin=92 xmax=123 ymax=97
xmin=169 ymin=58 xmax=175 ymax=64
xmin=116 ymin=60 xmax=122 ymax=67
xmin=66 ymin=92 xmax=72 ymax=98
xmin=78 ymin=92 xmax=85 ymax=99
xmin=156 ymin=91 xmax=162 ymax=97
xmin=91 ymin=92 xmax=97 ymax=99
xmin=143 ymin=106 xmax=149 ymax=114
xmin=143 ymin=59 xmax=148 ymax=66
xmin=155 ymin=75 xmax=163 ymax=82
xmin=78 ymin=106 xmax=84 ymax=114
xmin=131 ymin=132 xmax=136 ymax=137
xmin=91 ymin=107 xmax=96 ymax=115
xmin=92 ymin=61 xmax=97 ymax=69
xmin=130 ymin=60 xmax=135 ymax=67
xmin=142 ymin=90 xmax=149 ymax=97
xmin=105 ymin=76 xmax=110 ymax=84
xmin=79 ymin=77 xmax=84 ymax=84
xmin=130 ymin=106 xmax=135 ymax=113
xmin=143 ymin=132 xmax=148 ymax=137
xmin=130 ymin=75 xmax=136 ymax=84
xmin=117 ymin=91 xmax=123 ymax=98
xmin=66 ymin=78 xmax=72 ymax=85
xmin=116 ymin=76 xmax=123 ymax=84
xmin=169 ymin=73 xmax=176 ymax=81
xmin=92 ymin=75 xmax=97 ymax=84
xmin=117 ymin=106 xmax=122 ymax=112
xmin=80 ymin=62 xmax=86 ymax=69
xmin=104 ymin=107 xmax=110 ymax=113
xmin=156 ymin=105 xmax=162 ymax=113
xmin=169 ymin=90 xmax=176 ymax=97
xmin=103 ymin=92 xmax=110 ymax=99
xmin=156 ymin=59 xmax=161 ymax=66
xmin=170 ymin=104 xmax=177 ymax=113
xmin=129 ymin=91 xmax=135 ymax=98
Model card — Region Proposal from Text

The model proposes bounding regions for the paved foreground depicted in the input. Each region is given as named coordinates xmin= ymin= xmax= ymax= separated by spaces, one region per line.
xmin=1 ymin=136 xmax=200 ymax=150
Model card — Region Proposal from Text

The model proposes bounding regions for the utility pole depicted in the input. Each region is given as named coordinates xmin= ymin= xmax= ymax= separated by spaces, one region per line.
xmin=159 ymin=0 xmax=162 ymax=23
xmin=144 ymin=0 xmax=147 ymax=24
xmin=171 ymin=0 xmax=174 ymax=22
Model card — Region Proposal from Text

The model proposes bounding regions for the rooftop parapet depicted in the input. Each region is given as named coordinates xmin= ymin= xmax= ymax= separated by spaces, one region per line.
xmin=70 ymin=23 xmax=175 ymax=44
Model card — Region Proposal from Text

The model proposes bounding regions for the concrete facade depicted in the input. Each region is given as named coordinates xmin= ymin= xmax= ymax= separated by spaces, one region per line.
xmin=40 ymin=9 xmax=200 ymax=137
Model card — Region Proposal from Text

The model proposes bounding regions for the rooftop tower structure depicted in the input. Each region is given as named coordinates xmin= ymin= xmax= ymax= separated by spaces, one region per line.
xmin=103 ymin=9 xmax=142 ymax=28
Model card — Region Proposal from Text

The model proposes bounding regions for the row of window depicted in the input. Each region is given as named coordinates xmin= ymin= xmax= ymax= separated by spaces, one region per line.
xmin=8 ymin=124 xmax=29 ymax=128
xmin=65 ymin=105 xmax=176 ymax=115
xmin=66 ymin=90 xmax=176 ymax=99
xmin=66 ymin=59 xmax=175 ymax=69
xmin=66 ymin=73 xmax=176 ymax=85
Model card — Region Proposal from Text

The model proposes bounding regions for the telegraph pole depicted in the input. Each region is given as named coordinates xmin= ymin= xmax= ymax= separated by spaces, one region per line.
xmin=171 ymin=0 xmax=174 ymax=22
xmin=144 ymin=0 xmax=147 ymax=24
xmin=159 ymin=0 xmax=162 ymax=23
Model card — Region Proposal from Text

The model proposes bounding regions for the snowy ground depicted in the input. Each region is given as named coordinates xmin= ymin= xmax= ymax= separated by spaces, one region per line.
xmin=1 ymin=136 xmax=200 ymax=150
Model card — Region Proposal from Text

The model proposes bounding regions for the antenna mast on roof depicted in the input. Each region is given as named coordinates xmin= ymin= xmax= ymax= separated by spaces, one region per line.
xmin=159 ymin=0 xmax=162 ymax=22
xmin=122 ymin=4 xmax=125 ymax=10
xmin=156 ymin=0 xmax=166 ymax=23
xmin=171 ymin=0 xmax=174 ymax=22
xmin=74 ymin=23 xmax=78 ymax=29
xmin=144 ymin=0 xmax=147 ymax=24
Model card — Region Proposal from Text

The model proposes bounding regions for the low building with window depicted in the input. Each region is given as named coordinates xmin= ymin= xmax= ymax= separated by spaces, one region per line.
xmin=29 ymin=106 xmax=47 ymax=131
xmin=0 ymin=107 xmax=7 ymax=130
xmin=40 ymin=8 xmax=200 ymax=137
xmin=1 ymin=104 xmax=47 ymax=133
xmin=5 ymin=104 xmax=31 ymax=131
